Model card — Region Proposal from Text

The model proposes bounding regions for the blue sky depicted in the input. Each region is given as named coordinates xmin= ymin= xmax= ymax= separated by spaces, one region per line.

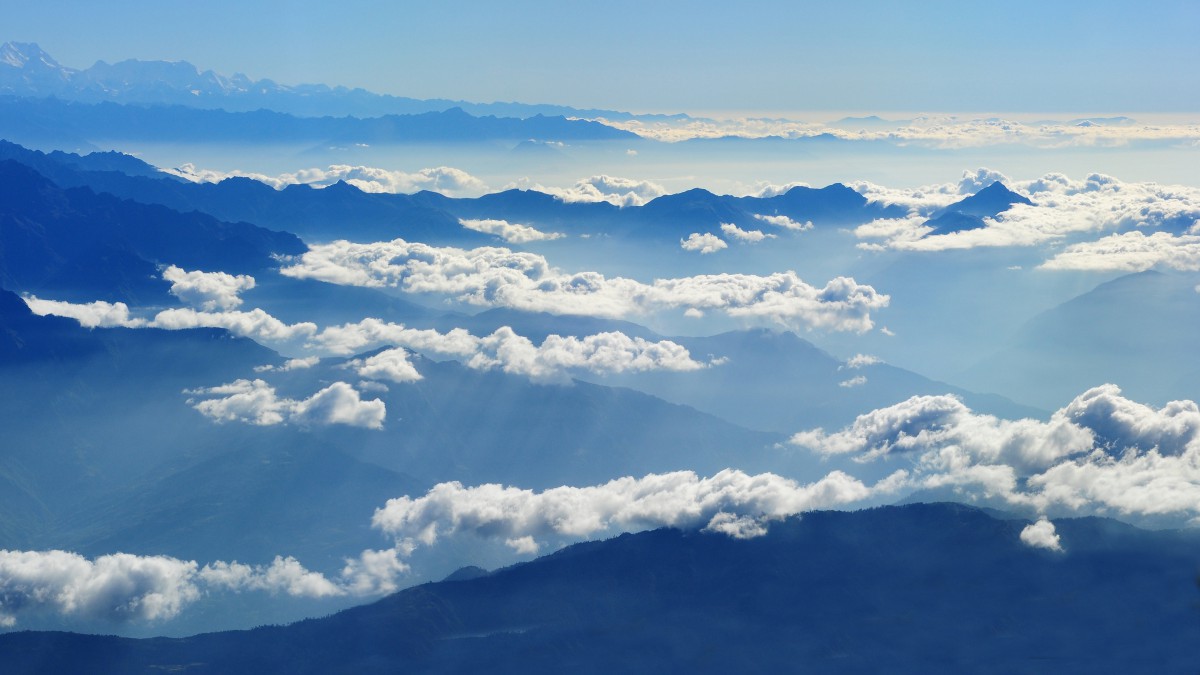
xmin=7 ymin=0 xmax=1199 ymax=113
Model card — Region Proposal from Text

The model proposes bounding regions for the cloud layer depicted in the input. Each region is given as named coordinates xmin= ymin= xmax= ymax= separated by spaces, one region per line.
xmin=372 ymin=468 xmax=906 ymax=555
xmin=281 ymin=238 xmax=889 ymax=332
xmin=0 ymin=548 xmax=404 ymax=627
xmin=790 ymin=384 xmax=1200 ymax=522
xmin=315 ymin=323 xmax=716 ymax=383
xmin=853 ymin=171 xmax=1200 ymax=254
xmin=186 ymin=380 xmax=386 ymax=429
xmin=164 ymin=163 xmax=489 ymax=197
xmin=458 ymin=218 xmax=563 ymax=244
xmin=161 ymin=265 xmax=255 ymax=311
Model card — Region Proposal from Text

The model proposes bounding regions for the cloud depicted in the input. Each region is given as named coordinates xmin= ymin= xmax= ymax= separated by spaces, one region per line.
xmin=512 ymin=175 xmax=667 ymax=207
xmin=197 ymin=556 xmax=341 ymax=598
xmin=752 ymin=214 xmax=812 ymax=231
xmin=1019 ymin=518 xmax=1063 ymax=551
xmin=164 ymin=163 xmax=489 ymax=197
xmin=371 ymin=468 xmax=905 ymax=555
xmin=857 ymin=172 xmax=1200 ymax=252
xmin=600 ymin=114 xmax=1200 ymax=148
xmin=838 ymin=375 xmax=867 ymax=388
xmin=149 ymin=308 xmax=318 ymax=343
xmin=281 ymin=239 xmax=889 ymax=333
xmin=790 ymin=385 xmax=1200 ymax=522
xmin=22 ymin=296 xmax=146 ymax=328
xmin=680 ymin=232 xmax=728 ymax=254
xmin=161 ymin=265 xmax=255 ymax=311
xmin=0 ymin=548 xmax=406 ymax=627
xmin=0 ymin=550 xmax=198 ymax=626
xmin=186 ymin=379 xmax=386 ymax=429
xmin=720 ymin=223 xmax=776 ymax=242
xmin=347 ymin=348 xmax=423 ymax=383
xmin=314 ymin=322 xmax=717 ymax=384
xmin=843 ymin=354 xmax=882 ymax=369
xmin=752 ymin=182 xmax=811 ymax=199
xmin=458 ymin=218 xmax=564 ymax=244
xmin=1039 ymin=231 xmax=1200 ymax=271
xmin=24 ymin=296 xmax=318 ymax=345
xmin=254 ymin=356 xmax=320 ymax=373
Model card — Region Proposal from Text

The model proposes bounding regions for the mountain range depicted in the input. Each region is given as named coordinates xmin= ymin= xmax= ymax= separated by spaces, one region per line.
xmin=0 ymin=42 xmax=687 ymax=122
xmin=1 ymin=503 xmax=1194 ymax=674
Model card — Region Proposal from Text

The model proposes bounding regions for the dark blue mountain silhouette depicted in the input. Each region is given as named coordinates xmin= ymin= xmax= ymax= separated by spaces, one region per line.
xmin=925 ymin=182 xmax=1032 ymax=235
xmin=2 ymin=503 xmax=1195 ymax=673
xmin=0 ymin=142 xmax=906 ymax=244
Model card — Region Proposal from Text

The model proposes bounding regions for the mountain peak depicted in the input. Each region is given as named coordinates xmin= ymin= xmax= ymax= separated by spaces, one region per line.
xmin=0 ymin=41 xmax=65 ymax=71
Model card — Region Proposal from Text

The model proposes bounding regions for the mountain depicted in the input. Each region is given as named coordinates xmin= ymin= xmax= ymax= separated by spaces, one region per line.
xmin=962 ymin=270 xmax=1200 ymax=408
xmin=0 ymin=286 xmax=784 ymax=556
xmin=0 ymin=41 xmax=687 ymax=122
xmin=0 ymin=96 xmax=637 ymax=149
xmin=3 ymin=503 xmax=1195 ymax=673
xmin=0 ymin=143 xmax=905 ymax=246
xmin=451 ymin=312 xmax=1042 ymax=432
xmin=924 ymin=181 xmax=1032 ymax=235
xmin=0 ymin=159 xmax=304 ymax=303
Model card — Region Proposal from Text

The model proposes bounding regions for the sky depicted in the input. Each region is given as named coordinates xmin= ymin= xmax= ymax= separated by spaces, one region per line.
xmin=6 ymin=0 xmax=1199 ymax=114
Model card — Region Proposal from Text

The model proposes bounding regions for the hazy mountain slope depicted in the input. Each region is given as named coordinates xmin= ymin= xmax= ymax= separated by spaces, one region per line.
xmin=4 ymin=503 xmax=1194 ymax=674
xmin=448 ymin=311 xmax=1043 ymax=431
xmin=962 ymin=270 xmax=1200 ymax=408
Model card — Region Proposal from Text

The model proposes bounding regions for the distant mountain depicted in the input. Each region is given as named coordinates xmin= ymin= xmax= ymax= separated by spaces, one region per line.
xmin=453 ymin=312 xmax=1042 ymax=432
xmin=0 ymin=142 xmax=905 ymax=245
xmin=0 ymin=286 xmax=783 ymax=558
xmin=962 ymin=270 xmax=1200 ymax=408
xmin=4 ymin=503 xmax=1195 ymax=673
xmin=0 ymin=159 xmax=304 ymax=303
xmin=0 ymin=41 xmax=687 ymax=122
xmin=924 ymin=181 xmax=1032 ymax=235
xmin=0 ymin=96 xmax=638 ymax=150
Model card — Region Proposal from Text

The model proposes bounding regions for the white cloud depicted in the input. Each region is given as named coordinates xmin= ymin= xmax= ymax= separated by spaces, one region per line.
xmin=0 ymin=548 xmax=407 ymax=627
xmin=1039 ymin=231 xmax=1200 ymax=271
xmin=149 ymin=308 xmax=318 ymax=343
xmin=458 ymin=218 xmax=564 ymax=244
xmin=844 ymin=354 xmax=882 ymax=369
xmin=752 ymin=181 xmax=810 ymax=198
xmin=720 ymin=223 xmax=776 ymax=242
xmin=348 ymin=347 xmax=423 ymax=383
xmin=599 ymin=114 xmax=1200 ymax=148
xmin=164 ymin=163 xmax=489 ymax=197
xmin=857 ymin=172 xmax=1200 ymax=252
xmin=22 ymin=296 xmax=146 ymax=328
xmin=314 ymin=322 xmax=717 ymax=384
xmin=161 ymin=265 xmax=255 ymax=311
xmin=0 ymin=550 xmax=198 ymax=626
xmin=513 ymin=175 xmax=667 ymax=207
xmin=281 ymin=239 xmax=889 ymax=333
xmin=25 ymin=296 xmax=318 ymax=346
xmin=186 ymin=379 xmax=386 ymax=429
xmin=1019 ymin=518 xmax=1063 ymax=551
xmin=752 ymin=214 xmax=812 ymax=231
xmin=371 ymin=468 xmax=905 ymax=555
xmin=680 ymin=232 xmax=728 ymax=254
xmin=790 ymin=385 xmax=1200 ymax=522
xmin=254 ymin=356 xmax=320 ymax=373
xmin=790 ymin=393 xmax=1092 ymax=470
xmin=838 ymin=375 xmax=867 ymax=388
xmin=198 ymin=556 xmax=341 ymax=598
